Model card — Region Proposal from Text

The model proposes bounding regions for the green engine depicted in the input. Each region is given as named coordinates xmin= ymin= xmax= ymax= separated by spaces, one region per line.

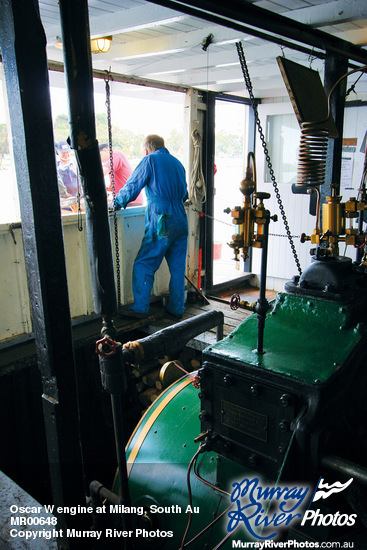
xmin=119 ymin=255 xmax=367 ymax=548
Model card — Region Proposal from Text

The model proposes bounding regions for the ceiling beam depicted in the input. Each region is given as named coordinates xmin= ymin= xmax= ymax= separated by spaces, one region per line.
xmin=45 ymin=3 xmax=186 ymax=43
xmin=288 ymin=0 xmax=367 ymax=27
xmin=48 ymin=59 xmax=189 ymax=93
xmin=146 ymin=0 xmax=367 ymax=65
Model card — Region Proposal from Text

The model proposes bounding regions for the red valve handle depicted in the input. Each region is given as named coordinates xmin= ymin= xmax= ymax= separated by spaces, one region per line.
xmin=230 ymin=293 xmax=241 ymax=310
xmin=95 ymin=336 xmax=117 ymax=358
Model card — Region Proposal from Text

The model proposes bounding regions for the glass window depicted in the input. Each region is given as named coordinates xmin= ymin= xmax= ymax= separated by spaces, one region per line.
xmin=0 ymin=77 xmax=20 ymax=224
xmin=265 ymin=113 xmax=299 ymax=184
xmin=0 ymin=70 xmax=185 ymax=222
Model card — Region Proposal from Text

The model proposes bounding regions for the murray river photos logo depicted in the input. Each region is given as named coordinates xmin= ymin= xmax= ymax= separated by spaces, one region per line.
xmin=227 ymin=476 xmax=355 ymax=540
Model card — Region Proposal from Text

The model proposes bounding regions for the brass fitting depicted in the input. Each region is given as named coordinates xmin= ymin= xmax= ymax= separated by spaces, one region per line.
xmin=322 ymin=194 xmax=345 ymax=236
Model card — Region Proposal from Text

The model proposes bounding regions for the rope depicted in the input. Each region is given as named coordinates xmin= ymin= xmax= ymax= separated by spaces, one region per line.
xmin=189 ymin=128 xmax=206 ymax=204
xmin=172 ymin=361 xmax=200 ymax=388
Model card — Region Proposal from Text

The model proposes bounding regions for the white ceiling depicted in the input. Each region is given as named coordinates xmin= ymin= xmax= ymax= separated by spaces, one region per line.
xmin=41 ymin=0 xmax=367 ymax=101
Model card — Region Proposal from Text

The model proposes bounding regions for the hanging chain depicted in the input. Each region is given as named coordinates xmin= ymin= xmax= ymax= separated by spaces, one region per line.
xmin=105 ymin=71 xmax=121 ymax=307
xmin=76 ymin=163 xmax=83 ymax=232
xmin=236 ymin=42 xmax=302 ymax=276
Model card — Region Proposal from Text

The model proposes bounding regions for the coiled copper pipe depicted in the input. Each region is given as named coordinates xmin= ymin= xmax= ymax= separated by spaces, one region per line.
xmin=297 ymin=122 xmax=329 ymax=187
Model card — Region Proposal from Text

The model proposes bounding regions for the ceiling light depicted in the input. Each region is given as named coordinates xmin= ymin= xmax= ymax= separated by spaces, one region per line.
xmin=214 ymin=38 xmax=243 ymax=46
xmin=115 ymin=48 xmax=186 ymax=61
xmin=215 ymin=62 xmax=241 ymax=68
xmin=90 ymin=36 xmax=112 ymax=54
xmin=119 ymin=16 xmax=186 ymax=34
xmin=147 ymin=69 xmax=186 ymax=76
xmin=217 ymin=78 xmax=244 ymax=84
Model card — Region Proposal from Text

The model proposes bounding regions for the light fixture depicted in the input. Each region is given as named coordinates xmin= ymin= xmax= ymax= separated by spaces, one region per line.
xmin=53 ymin=36 xmax=112 ymax=53
xmin=54 ymin=36 xmax=63 ymax=49
xmin=90 ymin=36 xmax=112 ymax=54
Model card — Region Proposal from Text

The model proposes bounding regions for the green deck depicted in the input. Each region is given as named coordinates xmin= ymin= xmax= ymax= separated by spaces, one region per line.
xmin=204 ymin=292 xmax=362 ymax=384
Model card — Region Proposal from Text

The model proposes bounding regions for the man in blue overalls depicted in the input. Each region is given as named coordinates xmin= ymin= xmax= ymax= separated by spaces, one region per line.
xmin=115 ymin=134 xmax=188 ymax=319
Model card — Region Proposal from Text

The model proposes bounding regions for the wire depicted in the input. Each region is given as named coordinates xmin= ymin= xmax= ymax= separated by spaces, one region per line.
xmin=172 ymin=362 xmax=201 ymax=388
xmin=180 ymin=448 xmax=202 ymax=549
xmin=193 ymin=455 xmax=230 ymax=496
xmin=184 ymin=502 xmax=234 ymax=548
xmin=180 ymin=450 xmax=235 ymax=549
xmin=346 ymin=71 xmax=364 ymax=98
xmin=326 ymin=65 xmax=367 ymax=119
xmin=211 ymin=527 xmax=240 ymax=549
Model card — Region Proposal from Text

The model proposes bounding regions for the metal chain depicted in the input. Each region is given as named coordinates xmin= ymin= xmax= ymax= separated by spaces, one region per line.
xmin=236 ymin=42 xmax=302 ymax=276
xmin=270 ymin=233 xmax=300 ymax=239
xmin=192 ymin=208 xmax=300 ymax=238
xmin=105 ymin=72 xmax=121 ymax=307
xmin=76 ymin=163 xmax=83 ymax=232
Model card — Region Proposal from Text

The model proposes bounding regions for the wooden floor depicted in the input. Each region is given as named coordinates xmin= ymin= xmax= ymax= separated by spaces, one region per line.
xmin=0 ymin=285 xmax=278 ymax=376
xmin=119 ymin=286 xmax=279 ymax=351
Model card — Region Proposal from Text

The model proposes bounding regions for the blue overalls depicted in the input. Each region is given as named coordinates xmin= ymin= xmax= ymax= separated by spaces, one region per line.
xmin=57 ymin=159 xmax=79 ymax=196
xmin=115 ymin=148 xmax=188 ymax=316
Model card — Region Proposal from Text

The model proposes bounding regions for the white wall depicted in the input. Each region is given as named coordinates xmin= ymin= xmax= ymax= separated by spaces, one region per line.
xmin=251 ymin=101 xmax=367 ymax=291
xmin=0 ymin=209 xmax=172 ymax=344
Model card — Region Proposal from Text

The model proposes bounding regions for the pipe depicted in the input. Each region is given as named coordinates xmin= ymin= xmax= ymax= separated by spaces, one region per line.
xmin=90 ymin=481 xmax=121 ymax=506
xmin=254 ymin=216 xmax=270 ymax=355
xmin=97 ymin=328 xmax=132 ymax=538
xmin=95 ymin=309 xmax=224 ymax=542
xmin=110 ymin=394 xmax=132 ymax=511
xmin=123 ymin=310 xmax=224 ymax=363
xmin=322 ymin=455 xmax=367 ymax=487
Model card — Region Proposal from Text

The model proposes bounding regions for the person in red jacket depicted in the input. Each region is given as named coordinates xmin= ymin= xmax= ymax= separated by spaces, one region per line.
xmin=99 ymin=144 xmax=144 ymax=206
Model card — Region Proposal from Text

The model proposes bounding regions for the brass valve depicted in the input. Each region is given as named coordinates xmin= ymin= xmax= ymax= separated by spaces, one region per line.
xmin=300 ymin=185 xmax=367 ymax=256
xmin=225 ymin=154 xmax=275 ymax=261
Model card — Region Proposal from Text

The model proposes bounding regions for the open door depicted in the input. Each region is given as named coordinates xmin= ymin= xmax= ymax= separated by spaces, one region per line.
xmin=212 ymin=98 xmax=251 ymax=287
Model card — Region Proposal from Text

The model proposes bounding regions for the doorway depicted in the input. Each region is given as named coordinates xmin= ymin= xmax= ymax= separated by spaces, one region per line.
xmin=212 ymin=98 xmax=251 ymax=286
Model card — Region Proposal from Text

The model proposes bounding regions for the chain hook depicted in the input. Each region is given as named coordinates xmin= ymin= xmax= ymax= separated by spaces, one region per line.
xmin=104 ymin=69 xmax=112 ymax=83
